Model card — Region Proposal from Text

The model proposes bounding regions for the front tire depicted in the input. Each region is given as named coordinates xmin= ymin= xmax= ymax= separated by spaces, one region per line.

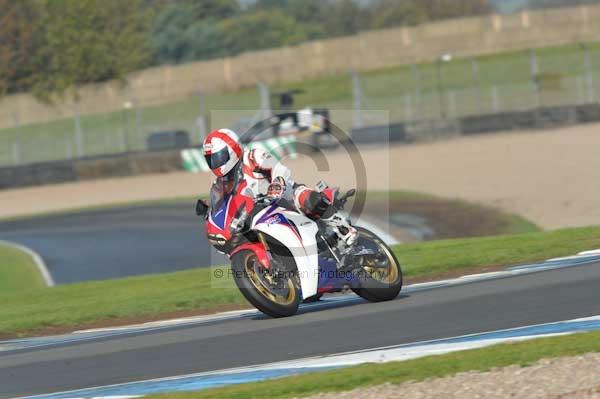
xmin=352 ymin=227 xmax=403 ymax=302
xmin=231 ymin=249 xmax=301 ymax=317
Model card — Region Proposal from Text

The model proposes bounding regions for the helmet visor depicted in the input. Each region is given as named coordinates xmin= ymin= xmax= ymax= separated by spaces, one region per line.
xmin=204 ymin=147 xmax=230 ymax=170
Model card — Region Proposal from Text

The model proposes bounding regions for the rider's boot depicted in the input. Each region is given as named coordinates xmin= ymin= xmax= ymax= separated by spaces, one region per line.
xmin=295 ymin=186 xmax=358 ymax=247
xmin=322 ymin=211 xmax=358 ymax=247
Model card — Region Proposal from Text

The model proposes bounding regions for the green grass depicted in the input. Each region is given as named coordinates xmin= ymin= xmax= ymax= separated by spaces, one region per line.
xmin=502 ymin=214 xmax=540 ymax=235
xmin=398 ymin=226 xmax=600 ymax=278
xmin=2 ymin=41 xmax=600 ymax=166
xmin=1 ymin=226 xmax=600 ymax=337
xmin=148 ymin=331 xmax=600 ymax=399
xmin=0 ymin=243 xmax=46 ymax=294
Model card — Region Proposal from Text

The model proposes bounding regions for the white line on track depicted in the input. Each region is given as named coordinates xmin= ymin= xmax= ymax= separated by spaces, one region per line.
xmin=19 ymin=315 xmax=600 ymax=399
xmin=0 ymin=239 xmax=54 ymax=287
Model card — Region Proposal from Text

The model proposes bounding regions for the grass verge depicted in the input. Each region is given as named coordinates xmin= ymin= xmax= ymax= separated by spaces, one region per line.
xmin=1 ymin=226 xmax=599 ymax=338
xmin=147 ymin=331 xmax=600 ymax=399
xmin=0 ymin=243 xmax=45 ymax=294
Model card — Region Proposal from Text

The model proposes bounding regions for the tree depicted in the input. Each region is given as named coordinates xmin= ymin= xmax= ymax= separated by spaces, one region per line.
xmin=150 ymin=0 xmax=240 ymax=64
xmin=0 ymin=0 xmax=42 ymax=95
xmin=370 ymin=0 xmax=429 ymax=29
xmin=418 ymin=0 xmax=491 ymax=20
xmin=220 ymin=9 xmax=309 ymax=55
xmin=31 ymin=0 xmax=151 ymax=101
xmin=251 ymin=0 xmax=327 ymax=40
xmin=369 ymin=0 xmax=491 ymax=29
xmin=527 ymin=0 xmax=600 ymax=9
xmin=321 ymin=0 xmax=368 ymax=37
xmin=187 ymin=0 xmax=240 ymax=19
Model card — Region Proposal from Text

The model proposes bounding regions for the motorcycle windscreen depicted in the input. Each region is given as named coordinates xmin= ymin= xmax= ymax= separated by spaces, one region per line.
xmin=209 ymin=177 xmax=237 ymax=213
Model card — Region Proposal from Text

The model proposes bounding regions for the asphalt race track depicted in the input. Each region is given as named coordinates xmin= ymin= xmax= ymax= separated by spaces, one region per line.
xmin=0 ymin=203 xmax=228 ymax=284
xmin=1 ymin=262 xmax=599 ymax=398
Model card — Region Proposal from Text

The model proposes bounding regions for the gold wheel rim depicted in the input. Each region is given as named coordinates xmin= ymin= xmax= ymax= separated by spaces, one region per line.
xmin=362 ymin=233 xmax=399 ymax=284
xmin=244 ymin=253 xmax=297 ymax=305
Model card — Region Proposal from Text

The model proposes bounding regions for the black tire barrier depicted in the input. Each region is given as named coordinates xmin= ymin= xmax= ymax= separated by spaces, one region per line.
xmin=460 ymin=103 xmax=600 ymax=135
xmin=350 ymin=123 xmax=408 ymax=144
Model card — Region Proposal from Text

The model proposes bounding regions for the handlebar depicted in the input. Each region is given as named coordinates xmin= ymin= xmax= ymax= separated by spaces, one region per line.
xmin=335 ymin=188 xmax=356 ymax=208
xmin=254 ymin=193 xmax=278 ymax=206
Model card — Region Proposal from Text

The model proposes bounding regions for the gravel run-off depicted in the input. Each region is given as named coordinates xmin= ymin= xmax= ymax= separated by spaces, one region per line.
xmin=301 ymin=352 xmax=600 ymax=399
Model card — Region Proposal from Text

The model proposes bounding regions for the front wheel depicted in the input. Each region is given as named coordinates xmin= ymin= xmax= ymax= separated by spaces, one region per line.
xmin=231 ymin=249 xmax=301 ymax=317
xmin=351 ymin=227 xmax=403 ymax=302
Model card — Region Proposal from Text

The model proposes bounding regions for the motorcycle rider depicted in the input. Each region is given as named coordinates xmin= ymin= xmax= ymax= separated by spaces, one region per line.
xmin=203 ymin=128 xmax=357 ymax=246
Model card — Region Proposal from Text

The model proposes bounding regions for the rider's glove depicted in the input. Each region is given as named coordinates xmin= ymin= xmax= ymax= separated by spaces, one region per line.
xmin=267 ymin=176 xmax=286 ymax=198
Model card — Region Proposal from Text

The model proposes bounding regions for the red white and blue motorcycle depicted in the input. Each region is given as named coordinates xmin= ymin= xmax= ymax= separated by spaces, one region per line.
xmin=196 ymin=172 xmax=402 ymax=318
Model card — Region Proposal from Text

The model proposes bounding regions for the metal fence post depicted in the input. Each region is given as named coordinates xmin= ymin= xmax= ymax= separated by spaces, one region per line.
xmin=11 ymin=112 xmax=21 ymax=165
xmin=126 ymin=84 xmax=142 ymax=151
xmin=120 ymin=104 xmax=128 ymax=153
xmin=436 ymin=60 xmax=446 ymax=119
xmin=576 ymin=76 xmax=585 ymax=104
xmin=471 ymin=58 xmax=484 ymax=113
xmin=411 ymin=64 xmax=422 ymax=120
xmin=529 ymin=50 xmax=541 ymax=108
xmin=72 ymin=101 xmax=84 ymax=158
xmin=257 ymin=81 xmax=271 ymax=121
xmin=491 ymin=85 xmax=500 ymax=112
xmin=352 ymin=70 xmax=363 ymax=128
xmin=65 ymin=140 xmax=73 ymax=159
xmin=12 ymin=143 xmax=20 ymax=165
xmin=404 ymin=93 xmax=413 ymax=122
xmin=582 ymin=44 xmax=596 ymax=103
xmin=195 ymin=89 xmax=208 ymax=144
xmin=135 ymin=101 xmax=142 ymax=151
xmin=447 ymin=91 xmax=457 ymax=118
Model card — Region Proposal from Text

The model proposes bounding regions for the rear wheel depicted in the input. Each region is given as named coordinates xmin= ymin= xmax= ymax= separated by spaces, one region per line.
xmin=231 ymin=249 xmax=301 ymax=317
xmin=351 ymin=227 xmax=403 ymax=302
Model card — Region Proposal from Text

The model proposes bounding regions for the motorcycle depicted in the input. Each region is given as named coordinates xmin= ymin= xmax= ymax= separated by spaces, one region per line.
xmin=196 ymin=172 xmax=403 ymax=318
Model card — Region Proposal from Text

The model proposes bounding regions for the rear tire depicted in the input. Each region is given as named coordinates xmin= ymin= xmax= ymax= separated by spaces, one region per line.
xmin=231 ymin=249 xmax=301 ymax=317
xmin=351 ymin=227 xmax=403 ymax=302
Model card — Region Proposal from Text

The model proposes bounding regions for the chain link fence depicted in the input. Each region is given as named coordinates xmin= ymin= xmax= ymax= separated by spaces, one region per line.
xmin=1 ymin=45 xmax=599 ymax=168
xmin=0 ymin=86 xmax=262 ymax=167
xmin=355 ymin=45 xmax=599 ymax=125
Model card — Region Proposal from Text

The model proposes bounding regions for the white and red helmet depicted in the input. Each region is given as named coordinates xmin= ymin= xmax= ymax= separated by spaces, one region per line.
xmin=203 ymin=128 xmax=243 ymax=177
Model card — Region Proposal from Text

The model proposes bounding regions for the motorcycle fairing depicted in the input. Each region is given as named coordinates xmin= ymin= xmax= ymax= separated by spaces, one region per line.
xmin=230 ymin=241 xmax=271 ymax=269
xmin=251 ymin=205 xmax=319 ymax=299
xmin=317 ymin=256 xmax=358 ymax=293
xmin=207 ymin=194 xmax=232 ymax=231
xmin=206 ymin=181 xmax=253 ymax=243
